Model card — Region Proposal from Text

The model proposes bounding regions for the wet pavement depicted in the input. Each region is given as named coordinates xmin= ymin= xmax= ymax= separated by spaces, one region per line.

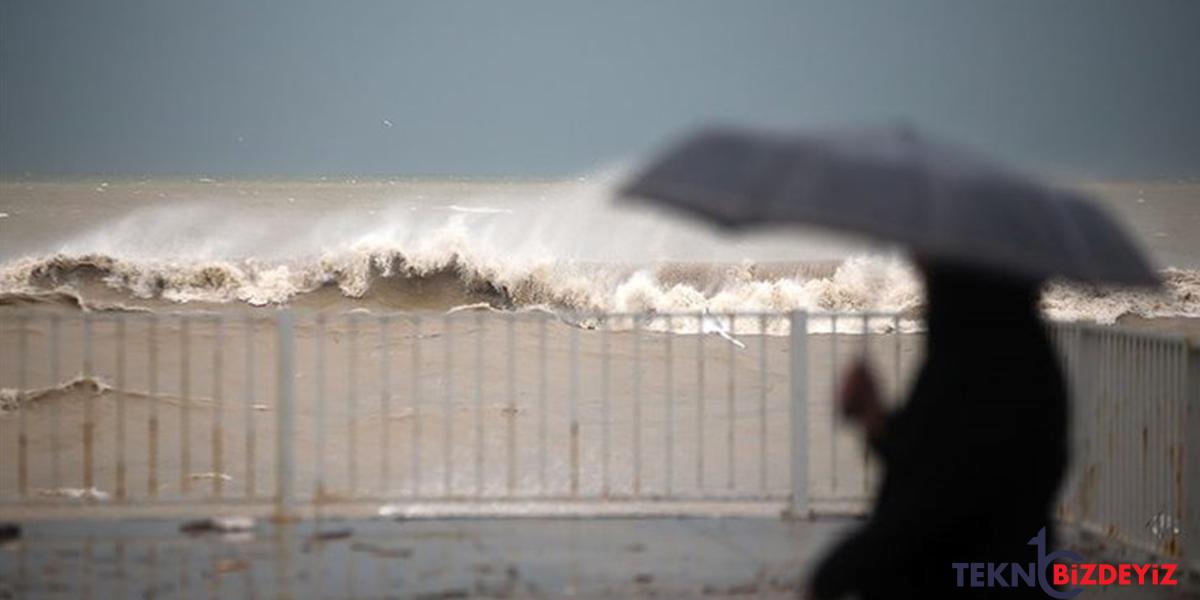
xmin=3 ymin=516 xmax=1197 ymax=598
xmin=0 ymin=516 xmax=850 ymax=598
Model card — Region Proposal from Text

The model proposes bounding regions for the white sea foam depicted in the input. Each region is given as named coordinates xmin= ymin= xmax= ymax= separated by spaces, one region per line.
xmin=2 ymin=246 xmax=1196 ymax=330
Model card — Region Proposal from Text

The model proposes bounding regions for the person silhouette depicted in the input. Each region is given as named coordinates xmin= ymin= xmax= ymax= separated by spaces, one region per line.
xmin=808 ymin=260 xmax=1068 ymax=598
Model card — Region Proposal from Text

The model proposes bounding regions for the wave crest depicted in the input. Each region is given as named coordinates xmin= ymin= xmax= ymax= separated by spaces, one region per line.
xmin=1 ymin=247 xmax=1198 ymax=326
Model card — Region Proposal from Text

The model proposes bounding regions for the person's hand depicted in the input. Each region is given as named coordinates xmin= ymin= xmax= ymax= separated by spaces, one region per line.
xmin=838 ymin=359 xmax=884 ymax=437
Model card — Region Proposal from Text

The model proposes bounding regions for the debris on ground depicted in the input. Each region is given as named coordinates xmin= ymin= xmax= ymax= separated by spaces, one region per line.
xmin=414 ymin=589 xmax=469 ymax=600
xmin=307 ymin=527 xmax=353 ymax=542
xmin=351 ymin=541 xmax=413 ymax=559
xmin=179 ymin=516 xmax=255 ymax=535
xmin=301 ymin=527 xmax=354 ymax=552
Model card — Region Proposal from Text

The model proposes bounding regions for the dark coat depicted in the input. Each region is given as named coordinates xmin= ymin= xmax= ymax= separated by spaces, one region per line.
xmin=811 ymin=265 xmax=1069 ymax=598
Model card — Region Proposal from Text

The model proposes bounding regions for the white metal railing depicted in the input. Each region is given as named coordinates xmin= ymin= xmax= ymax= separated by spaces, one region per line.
xmin=1049 ymin=323 xmax=1199 ymax=566
xmin=0 ymin=310 xmax=909 ymax=513
xmin=0 ymin=309 xmax=1195 ymax=567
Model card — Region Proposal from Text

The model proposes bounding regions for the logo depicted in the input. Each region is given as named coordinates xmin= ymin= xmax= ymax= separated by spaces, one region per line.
xmin=951 ymin=527 xmax=1178 ymax=597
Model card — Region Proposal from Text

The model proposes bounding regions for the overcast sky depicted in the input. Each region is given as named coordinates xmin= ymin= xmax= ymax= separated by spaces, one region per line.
xmin=2 ymin=1 xmax=1198 ymax=178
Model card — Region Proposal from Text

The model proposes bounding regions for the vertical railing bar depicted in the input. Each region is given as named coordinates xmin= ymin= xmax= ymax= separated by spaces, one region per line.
xmin=179 ymin=315 xmax=190 ymax=495
xmin=146 ymin=314 xmax=157 ymax=497
xmin=1050 ymin=324 xmax=1061 ymax=517
xmin=1160 ymin=339 xmax=1170 ymax=542
xmin=726 ymin=313 xmax=736 ymax=492
xmin=1129 ymin=335 xmax=1139 ymax=542
xmin=347 ymin=312 xmax=359 ymax=497
xmin=82 ymin=313 xmax=96 ymax=491
xmin=1095 ymin=328 xmax=1102 ymax=526
xmin=1064 ymin=326 xmax=1075 ymax=521
xmin=1127 ymin=334 xmax=1136 ymax=539
xmin=1131 ymin=334 xmax=1140 ymax=541
xmin=789 ymin=311 xmax=809 ymax=517
xmin=758 ymin=313 xmax=768 ymax=492
xmin=1135 ymin=335 xmax=1144 ymax=542
xmin=1080 ymin=328 xmax=1089 ymax=520
xmin=16 ymin=314 xmax=28 ymax=498
xmin=633 ymin=313 xmax=643 ymax=496
xmin=664 ymin=314 xmax=675 ymax=497
xmin=1065 ymin=325 xmax=1075 ymax=523
xmin=474 ymin=311 xmax=484 ymax=498
xmin=538 ymin=314 xmax=548 ymax=495
xmin=50 ymin=313 xmax=63 ymax=488
xmin=1119 ymin=333 xmax=1128 ymax=538
xmin=1151 ymin=337 xmax=1161 ymax=547
xmin=1164 ymin=341 xmax=1173 ymax=533
xmin=1165 ymin=341 xmax=1175 ymax=539
xmin=1165 ymin=339 xmax=1176 ymax=549
xmin=1177 ymin=340 xmax=1188 ymax=536
xmin=1104 ymin=329 xmax=1113 ymax=532
xmin=1104 ymin=331 xmax=1113 ymax=537
xmin=697 ymin=312 xmax=706 ymax=492
xmin=1154 ymin=339 xmax=1164 ymax=539
xmin=861 ymin=313 xmax=870 ymax=495
xmin=830 ymin=313 xmax=839 ymax=495
xmin=1132 ymin=334 xmax=1141 ymax=541
xmin=443 ymin=313 xmax=454 ymax=497
xmin=115 ymin=314 xmax=127 ymax=501
xmin=1156 ymin=338 xmax=1166 ymax=535
xmin=1084 ymin=327 xmax=1094 ymax=521
xmin=1073 ymin=327 xmax=1088 ymax=522
xmin=315 ymin=313 xmax=327 ymax=499
xmin=892 ymin=314 xmax=901 ymax=397
xmin=211 ymin=315 xmax=224 ymax=498
xmin=410 ymin=314 xmax=422 ymax=497
xmin=600 ymin=316 xmax=611 ymax=497
xmin=568 ymin=321 xmax=580 ymax=497
xmin=1187 ymin=338 xmax=1200 ymax=562
xmin=275 ymin=311 xmax=296 ymax=521
xmin=1147 ymin=338 xmax=1156 ymax=544
xmin=1094 ymin=329 xmax=1104 ymax=529
xmin=379 ymin=315 xmax=391 ymax=498
xmin=243 ymin=314 xmax=255 ymax=499
xmin=1132 ymin=333 xmax=1142 ymax=540
xmin=1144 ymin=337 xmax=1153 ymax=546
xmin=1172 ymin=340 xmax=1187 ymax=550
xmin=505 ymin=314 xmax=516 ymax=496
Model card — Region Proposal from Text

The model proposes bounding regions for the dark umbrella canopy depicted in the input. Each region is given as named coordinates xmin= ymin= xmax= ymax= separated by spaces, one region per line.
xmin=621 ymin=126 xmax=1159 ymax=286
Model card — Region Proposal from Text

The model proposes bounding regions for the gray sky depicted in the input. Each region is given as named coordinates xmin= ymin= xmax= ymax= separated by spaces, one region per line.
xmin=2 ymin=1 xmax=1198 ymax=178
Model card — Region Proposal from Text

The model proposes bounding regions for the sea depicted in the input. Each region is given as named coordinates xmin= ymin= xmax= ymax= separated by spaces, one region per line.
xmin=1 ymin=176 xmax=1197 ymax=331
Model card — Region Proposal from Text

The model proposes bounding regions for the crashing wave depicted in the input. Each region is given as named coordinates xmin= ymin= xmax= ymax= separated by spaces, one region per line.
xmin=0 ymin=249 xmax=920 ymax=313
xmin=1 ymin=249 xmax=1197 ymax=327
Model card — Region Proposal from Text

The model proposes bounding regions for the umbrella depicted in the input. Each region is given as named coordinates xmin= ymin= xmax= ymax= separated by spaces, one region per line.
xmin=620 ymin=125 xmax=1159 ymax=286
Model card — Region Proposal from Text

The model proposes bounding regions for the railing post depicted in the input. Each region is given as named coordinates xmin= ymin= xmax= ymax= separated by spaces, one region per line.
xmin=1184 ymin=341 xmax=1200 ymax=572
xmin=787 ymin=311 xmax=810 ymax=518
xmin=275 ymin=311 xmax=297 ymax=522
xmin=1072 ymin=326 xmax=1096 ymax=524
